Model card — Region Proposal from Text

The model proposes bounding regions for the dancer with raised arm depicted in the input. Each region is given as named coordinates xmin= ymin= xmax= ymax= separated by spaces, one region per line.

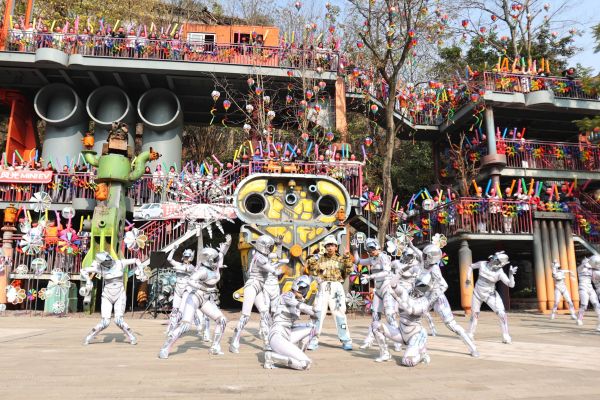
xmin=550 ymin=260 xmax=577 ymax=320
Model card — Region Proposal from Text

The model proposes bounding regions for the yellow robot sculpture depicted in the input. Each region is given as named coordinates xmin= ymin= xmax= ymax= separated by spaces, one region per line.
xmin=233 ymin=173 xmax=350 ymax=300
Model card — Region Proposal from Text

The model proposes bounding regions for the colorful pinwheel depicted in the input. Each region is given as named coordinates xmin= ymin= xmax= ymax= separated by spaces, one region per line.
xmin=29 ymin=191 xmax=52 ymax=213
xmin=19 ymin=228 xmax=44 ymax=255
xmin=360 ymin=191 xmax=381 ymax=213
xmin=38 ymin=288 xmax=46 ymax=301
xmin=124 ymin=228 xmax=148 ymax=251
xmin=27 ymin=289 xmax=37 ymax=301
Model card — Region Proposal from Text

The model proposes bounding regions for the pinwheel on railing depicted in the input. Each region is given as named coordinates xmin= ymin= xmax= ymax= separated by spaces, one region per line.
xmin=360 ymin=191 xmax=381 ymax=213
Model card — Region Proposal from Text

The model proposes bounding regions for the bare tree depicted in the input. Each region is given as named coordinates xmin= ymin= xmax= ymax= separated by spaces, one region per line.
xmin=446 ymin=132 xmax=481 ymax=196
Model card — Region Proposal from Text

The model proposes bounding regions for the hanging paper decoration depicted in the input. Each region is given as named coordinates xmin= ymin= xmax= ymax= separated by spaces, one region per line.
xmin=245 ymin=104 xmax=254 ymax=113
xmin=285 ymin=94 xmax=293 ymax=104
xmin=462 ymin=19 xmax=469 ymax=28
xmin=211 ymin=90 xmax=220 ymax=101
xmin=294 ymin=1 xmax=302 ymax=11
xmin=364 ymin=137 xmax=373 ymax=147
xmin=325 ymin=131 xmax=335 ymax=141
xmin=267 ymin=110 xmax=276 ymax=120
xmin=247 ymin=78 xmax=255 ymax=86
xmin=305 ymin=90 xmax=314 ymax=100
xmin=318 ymin=81 xmax=326 ymax=90
xmin=255 ymin=87 xmax=263 ymax=95
xmin=243 ymin=123 xmax=252 ymax=133
xmin=223 ymin=100 xmax=231 ymax=111
xmin=263 ymin=95 xmax=271 ymax=104
xmin=370 ymin=104 xmax=379 ymax=114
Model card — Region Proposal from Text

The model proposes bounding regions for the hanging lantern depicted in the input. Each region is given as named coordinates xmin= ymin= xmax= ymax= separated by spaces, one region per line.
xmin=364 ymin=137 xmax=373 ymax=147
xmin=316 ymin=66 xmax=323 ymax=74
xmin=314 ymin=104 xmax=321 ymax=113
xmin=491 ymin=14 xmax=498 ymax=21
xmin=470 ymin=93 xmax=480 ymax=103
xmin=211 ymin=90 xmax=220 ymax=101
xmin=247 ymin=77 xmax=255 ymax=86
xmin=357 ymin=41 xmax=364 ymax=49
xmin=318 ymin=81 xmax=327 ymax=90
xmin=246 ymin=104 xmax=254 ymax=113
xmin=461 ymin=19 xmax=469 ymax=28
xmin=267 ymin=110 xmax=276 ymax=120
xmin=300 ymin=100 xmax=307 ymax=107
xmin=352 ymin=68 xmax=360 ymax=77
xmin=286 ymin=94 xmax=293 ymax=104
xmin=287 ymin=70 xmax=294 ymax=77
xmin=263 ymin=95 xmax=271 ymax=104
xmin=295 ymin=1 xmax=301 ymax=11
xmin=243 ymin=123 xmax=251 ymax=133
xmin=255 ymin=87 xmax=263 ymax=95
xmin=223 ymin=99 xmax=231 ymax=111
xmin=408 ymin=29 xmax=416 ymax=38
xmin=305 ymin=90 xmax=314 ymax=100
xmin=312 ymin=85 xmax=320 ymax=93
xmin=325 ymin=131 xmax=335 ymax=141
xmin=480 ymin=27 xmax=487 ymax=33
xmin=301 ymin=132 xmax=309 ymax=141
xmin=370 ymin=104 xmax=379 ymax=114
xmin=328 ymin=25 xmax=335 ymax=34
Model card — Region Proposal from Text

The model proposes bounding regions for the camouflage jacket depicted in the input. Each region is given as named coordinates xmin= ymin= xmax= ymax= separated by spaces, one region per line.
xmin=307 ymin=252 xmax=354 ymax=282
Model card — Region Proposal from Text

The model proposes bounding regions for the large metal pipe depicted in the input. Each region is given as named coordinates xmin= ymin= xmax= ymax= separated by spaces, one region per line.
xmin=532 ymin=219 xmax=547 ymax=312
xmin=541 ymin=220 xmax=554 ymax=310
xmin=86 ymin=86 xmax=136 ymax=153
xmin=556 ymin=221 xmax=570 ymax=310
xmin=137 ymin=88 xmax=183 ymax=170
xmin=34 ymin=83 xmax=87 ymax=164
xmin=458 ymin=240 xmax=473 ymax=313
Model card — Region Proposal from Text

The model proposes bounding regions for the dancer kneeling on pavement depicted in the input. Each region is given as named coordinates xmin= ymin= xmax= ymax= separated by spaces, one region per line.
xmin=306 ymin=235 xmax=353 ymax=351
xmin=353 ymin=237 xmax=402 ymax=352
xmin=80 ymin=253 xmax=147 ymax=345
xmin=264 ymin=275 xmax=321 ymax=370
xmin=371 ymin=272 xmax=438 ymax=366
xmin=159 ymin=235 xmax=231 ymax=359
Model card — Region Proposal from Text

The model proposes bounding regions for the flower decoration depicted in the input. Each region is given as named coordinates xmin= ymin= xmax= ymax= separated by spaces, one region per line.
xmin=38 ymin=288 xmax=46 ymax=301
xmin=431 ymin=233 xmax=447 ymax=249
xmin=6 ymin=285 xmax=26 ymax=304
xmin=553 ymin=147 xmax=565 ymax=160
xmin=15 ymin=264 xmax=28 ymax=275
xmin=26 ymin=289 xmax=37 ymax=301
xmin=505 ymin=146 xmax=516 ymax=157
xmin=124 ymin=228 xmax=148 ymax=251
xmin=52 ymin=301 xmax=65 ymax=314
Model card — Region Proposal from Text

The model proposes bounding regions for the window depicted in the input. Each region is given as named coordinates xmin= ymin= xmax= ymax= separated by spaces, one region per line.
xmin=187 ymin=32 xmax=215 ymax=52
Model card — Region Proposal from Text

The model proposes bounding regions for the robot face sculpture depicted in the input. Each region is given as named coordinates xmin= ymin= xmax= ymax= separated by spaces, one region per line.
xmin=422 ymin=244 xmax=442 ymax=265
xmin=198 ymin=248 xmax=220 ymax=269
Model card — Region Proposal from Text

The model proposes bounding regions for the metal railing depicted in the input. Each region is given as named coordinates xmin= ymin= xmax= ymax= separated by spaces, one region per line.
xmin=498 ymin=138 xmax=600 ymax=172
xmin=483 ymin=71 xmax=598 ymax=101
xmin=247 ymin=160 xmax=364 ymax=198
xmin=123 ymin=219 xmax=191 ymax=262
xmin=4 ymin=31 xmax=339 ymax=71
xmin=407 ymin=198 xmax=534 ymax=244
xmin=570 ymin=203 xmax=600 ymax=244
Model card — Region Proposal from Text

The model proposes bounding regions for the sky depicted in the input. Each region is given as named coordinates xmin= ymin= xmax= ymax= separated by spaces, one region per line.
xmin=286 ymin=0 xmax=600 ymax=74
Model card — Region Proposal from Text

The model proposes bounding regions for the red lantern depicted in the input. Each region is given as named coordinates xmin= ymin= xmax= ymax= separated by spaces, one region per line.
xmin=364 ymin=137 xmax=373 ymax=147
xmin=461 ymin=19 xmax=469 ymax=28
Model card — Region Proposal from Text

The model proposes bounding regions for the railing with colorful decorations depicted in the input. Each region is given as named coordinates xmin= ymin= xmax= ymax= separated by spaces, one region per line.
xmin=483 ymin=71 xmax=598 ymax=101
xmin=8 ymin=235 xmax=90 ymax=277
xmin=123 ymin=218 xmax=191 ymax=262
xmin=498 ymin=138 xmax=600 ymax=172
xmin=405 ymin=198 xmax=534 ymax=245
xmin=578 ymin=191 xmax=600 ymax=215
xmin=569 ymin=203 xmax=600 ymax=244
xmin=4 ymin=31 xmax=339 ymax=72
xmin=247 ymin=160 xmax=363 ymax=198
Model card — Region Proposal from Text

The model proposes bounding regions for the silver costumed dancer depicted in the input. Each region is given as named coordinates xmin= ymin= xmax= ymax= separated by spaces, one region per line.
xmin=80 ymin=252 xmax=148 ymax=345
xmin=230 ymin=235 xmax=287 ymax=353
xmin=371 ymin=273 xmax=438 ymax=366
xmin=264 ymin=275 xmax=320 ymax=370
xmin=466 ymin=251 xmax=517 ymax=344
xmin=550 ymin=259 xmax=577 ymax=320
xmin=576 ymin=255 xmax=600 ymax=331
xmin=158 ymin=235 xmax=232 ymax=358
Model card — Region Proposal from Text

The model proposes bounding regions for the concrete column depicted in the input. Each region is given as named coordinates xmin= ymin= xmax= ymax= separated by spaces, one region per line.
xmin=556 ymin=221 xmax=571 ymax=309
xmin=564 ymin=221 xmax=580 ymax=308
xmin=335 ymin=77 xmax=348 ymax=143
xmin=541 ymin=220 xmax=554 ymax=310
xmin=458 ymin=240 xmax=473 ymax=313
xmin=485 ymin=105 xmax=497 ymax=156
xmin=532 ymin=220 xmax=547 ymax=312
xmin=0 ymin=229 xmax=15 ymax=304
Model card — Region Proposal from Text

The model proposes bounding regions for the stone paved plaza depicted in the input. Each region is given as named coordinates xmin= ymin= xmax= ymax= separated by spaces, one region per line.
xmin=1 ymin=310 xmax=599 ymax=399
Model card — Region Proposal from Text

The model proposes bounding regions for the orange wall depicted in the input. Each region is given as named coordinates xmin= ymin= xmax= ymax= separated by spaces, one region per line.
xmin=182 ymin=24 xmax=279 ymax=46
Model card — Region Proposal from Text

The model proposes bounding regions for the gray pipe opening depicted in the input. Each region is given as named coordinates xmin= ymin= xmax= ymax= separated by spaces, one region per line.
xmin=86 ymin=86 xmax=135 ymax=151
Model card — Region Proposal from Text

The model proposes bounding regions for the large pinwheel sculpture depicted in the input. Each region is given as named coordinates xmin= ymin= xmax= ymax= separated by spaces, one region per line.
xmin=124 ymin=228 xmax=148 ymax=251
xmin=19 ymin=227 xmax=44 ymax=255
xmin=29 ymin=191 xmax=52 ymax=213
xmin=346 ymin=291 xmax=364 ymax=311
xmin=360 ymin=191 xmax=381 ymax=213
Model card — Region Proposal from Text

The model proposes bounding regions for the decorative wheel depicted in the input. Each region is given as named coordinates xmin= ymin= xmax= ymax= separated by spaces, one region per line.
xmin=124 ymin=228 xmax=148 ymax=251
xmin=29 ymin=192 xmax=52 ymax=213
xmin=170 ymin=176 xmax=231 ymax=206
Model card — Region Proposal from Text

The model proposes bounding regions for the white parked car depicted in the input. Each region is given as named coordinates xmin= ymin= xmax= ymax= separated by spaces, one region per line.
xmin=134 ymin=203 xmax=163 ymax=220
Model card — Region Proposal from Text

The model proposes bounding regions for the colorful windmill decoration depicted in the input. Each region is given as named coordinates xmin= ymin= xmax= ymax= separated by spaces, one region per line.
xmin=26 ymin=289 xmax=37 ymax=301
xmin=440 ymin=252 xmax=449 ymax=267
xmin=31 ymin=258 xmax=47 ymax=276
xmin=124 ymin=228 xmax=148 ymax=251
xmin=360 ymin=191 xmax=381 ymax=213
xmin=345 ymin=291 xmax=364 ymax=310
xmin=349 ymin=265 xmax=369 ymax=285
xmin=29 ymin=191 xmax=52 ymax=213
xmin=6 ymin=285 xmax=26 ymax=304
xmin=396 ymin=223 xmax=420 ymax=245
xmin=19 ymin=227 xmax=44 ymax=255
xmin=46 ymin=271 xmax=71 ymax=301
xmin=58 ymin=207 xmax=81 ymax=255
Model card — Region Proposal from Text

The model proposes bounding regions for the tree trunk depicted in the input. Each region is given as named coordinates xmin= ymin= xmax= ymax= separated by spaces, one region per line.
xmin=377 ymin=98 xmax=396 ymax=246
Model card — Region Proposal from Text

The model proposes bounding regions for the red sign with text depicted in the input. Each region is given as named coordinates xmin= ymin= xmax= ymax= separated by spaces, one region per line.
xmin=0 ymin=170 xmax=53 ymax=184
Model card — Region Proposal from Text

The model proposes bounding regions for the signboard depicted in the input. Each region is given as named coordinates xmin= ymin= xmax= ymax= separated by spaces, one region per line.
xmin=0 ymin=170 xmax=53 ymax=184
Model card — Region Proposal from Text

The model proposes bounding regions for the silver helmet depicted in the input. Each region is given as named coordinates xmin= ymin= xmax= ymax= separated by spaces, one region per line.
xmin=198 ymin=248 xmax=220 ymax=269
xmin=182 ymin=249 xmax=194 ymax=260
xmin=95 ymin=252 xmax=113 ymax=266
xmin=292 ymin=275 xmax=311 ymax=300
xmin=588 ymin=255 xmax=600 ymax=269
xmin=254 ymin=235 xmax=275 ymax=255
xmin=365 ymin=238 xmax=380 ymax=251
xmin=422 ymin=244 xmax=442 ymax=266
xmin=413 ymin=272 xmax=434 ymax=297
xmin=402 ymin=247 xmax=417 ymax=265
xmin=489 ymin=251 xmax=510 ymax=269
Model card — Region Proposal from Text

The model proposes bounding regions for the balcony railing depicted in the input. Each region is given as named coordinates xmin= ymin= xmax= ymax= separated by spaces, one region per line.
xmin=247 ymin=160 xmax=363 ymax=198
xmin=498 ymin=138 xmax=600 ymax=172
xmin=483 ymin=71 xmax=598 ymax=101
xmin=406 ymin=198 xmax=534 ymax=244
xmin=4 ymin=31 xmax=339 ymax=71
xmin=570 ymin=203 xmax=600 ymax=244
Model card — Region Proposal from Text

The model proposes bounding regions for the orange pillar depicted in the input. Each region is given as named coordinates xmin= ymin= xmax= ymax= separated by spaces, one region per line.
xmin=541 ymin=220 xmax=555 ymax=311
xmin=458 ymin=240 xmax=473 ymax=313
xmin=2 ymin=90 xmax=37 ymax=164
xmin=556 ymin=220 xmax=571 ymax=309
xmin=1 ymin=0 xmax=14 ymax=50
xmin=564 ymin=221 xmax=580 ymax=308
xmin=335 ymin=77 xmax=348 ymax=143
xmin=25 ymin=0 xmax=34 ymax=28
xmin=532 ymin=219 xmax=547 ymax=312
